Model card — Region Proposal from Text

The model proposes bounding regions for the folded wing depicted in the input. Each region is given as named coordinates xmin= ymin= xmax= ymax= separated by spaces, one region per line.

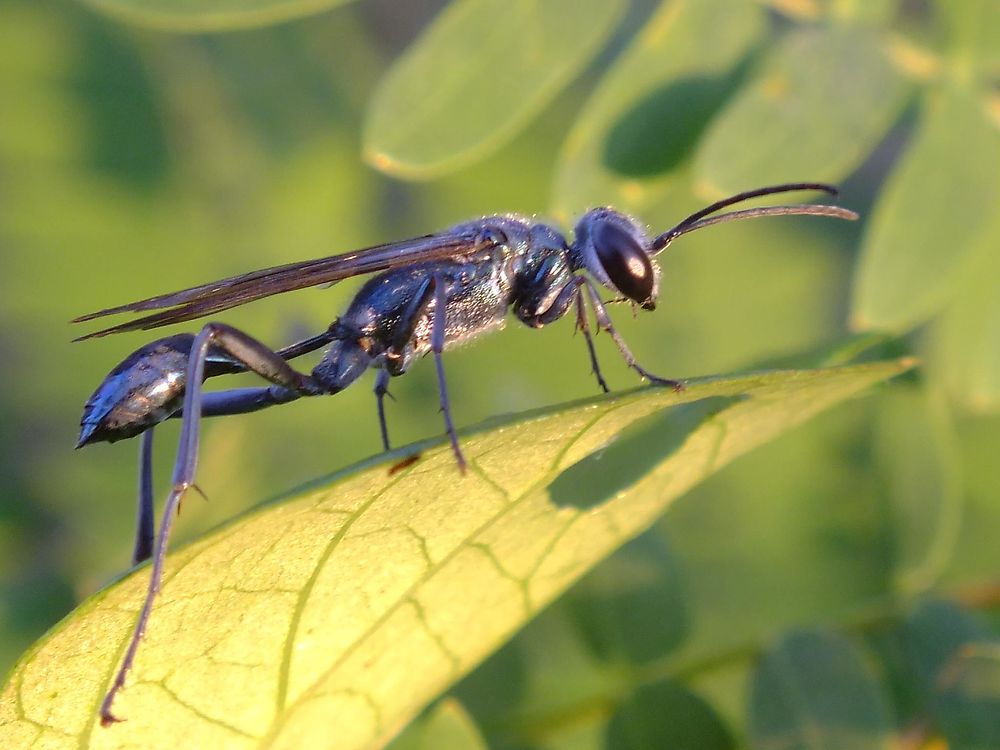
xmin=74 ymin=230 xmax=496 ymax=340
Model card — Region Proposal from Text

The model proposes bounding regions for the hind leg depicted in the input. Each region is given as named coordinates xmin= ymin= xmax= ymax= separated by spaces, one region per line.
xmin=100 ymin=322 xmax=323 ymax=726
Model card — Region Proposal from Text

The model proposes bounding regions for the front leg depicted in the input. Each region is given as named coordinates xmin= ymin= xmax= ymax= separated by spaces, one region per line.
xmin=579 ymin=278 xmax=684 ymax=391
xmin=100 ymin=322 xmax=322 ymax=727
xmin=523 ymin=274 xmax=683 ymax=391
xmin=516 ymin=271 xmax=609 ymax=393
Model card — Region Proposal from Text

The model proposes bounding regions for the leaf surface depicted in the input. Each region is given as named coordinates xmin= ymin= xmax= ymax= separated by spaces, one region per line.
xmin=874 ymin=385 xmax=962 ymax=594
xmin=903 ymin=600 xmax=1000 ymax=749
xmin=79 ymin=0 xmax=359 ymax=32
xmin=694 ymin=26 xmax=909 ymax=198
xmin=552 ymin=0 xmax=764 ymax=218
xmin=0 ymin=362 xmax=911 ymax=750
xmin=851 ymin=86 xmax=1000 ymax=331
xmin=930 ymin=242 xmax=1000 ymax=412
xmin=363 ymin=0 xmax=625 ymax=180
xmin=748 ymin=630 xmax=893 ymax=750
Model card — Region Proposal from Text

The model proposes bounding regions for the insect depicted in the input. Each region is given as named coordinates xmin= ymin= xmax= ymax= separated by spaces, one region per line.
xmin=74 ymin=182 xmax=857 ymax=724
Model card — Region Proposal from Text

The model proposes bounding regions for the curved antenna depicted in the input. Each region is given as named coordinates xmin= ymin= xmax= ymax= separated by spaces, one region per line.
xmin=650 ymin=183 xmax=857 ymax=254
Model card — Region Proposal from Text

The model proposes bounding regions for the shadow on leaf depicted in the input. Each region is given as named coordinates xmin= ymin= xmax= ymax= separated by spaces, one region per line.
xmin=602 ymin=69 xmax=746 ymax=178
xmin=548 ymin=395 xmax=742 ymax=509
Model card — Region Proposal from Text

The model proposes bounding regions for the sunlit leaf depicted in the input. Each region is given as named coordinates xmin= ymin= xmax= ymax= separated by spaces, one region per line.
xmin=852 ymin=85 xmax=1000 ymax=331
xmin=748 ymin=630 xmax=893 ymax=750
xmin=0 ymin=362 xmax=910 ymax=749
xmin=694 ymin=25 xmax=909 ymax=198
xmin=903 ymin=600 xmax=1000 ymax=749
xmin=363 ymin=0 xmax=625 ymax=180
xmin=874 ymin=385 xmax=962 ymax=594
xmin=78 ymin=0 xmax=360 ymax=32
xmin=552 ymin=0 xmax=765 ymax=219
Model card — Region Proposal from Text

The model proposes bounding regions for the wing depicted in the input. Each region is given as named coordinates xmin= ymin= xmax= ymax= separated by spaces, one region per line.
xmin=73 ymin=229 xmax=498 ymax=340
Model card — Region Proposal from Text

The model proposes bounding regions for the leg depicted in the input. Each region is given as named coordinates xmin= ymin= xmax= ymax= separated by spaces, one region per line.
xmin=207 ymin=328 xmax=337 ymax=376
xmin=132 ymin=430 xmax=155 ymax=566
xmin=574 ymin=291 xmax=610 ymax=393
xmin=101 ymin=323 xmax=321 ymax=726
xmin=373 ymin=368 xmax=392 ymax=451
xmin=581 ymin=279 xmax=684 ymax=391
xmin=181 ymin=384 xmax=302 ymax=418
xmin=376 ymin=275 xmax=464 ymax=469
xmin=517 ymin=271 xmax=611 ymax=394
xmin=429 ymin=276 xmax=466 ymax=471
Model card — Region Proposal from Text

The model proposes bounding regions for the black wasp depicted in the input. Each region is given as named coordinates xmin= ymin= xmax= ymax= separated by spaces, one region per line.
xmin=74 ymin=182 xmax=857 ymax=724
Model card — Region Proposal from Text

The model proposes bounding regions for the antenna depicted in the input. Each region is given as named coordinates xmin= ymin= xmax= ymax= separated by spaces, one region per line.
xmin=651 ymin=183 xmax=858 ymax=254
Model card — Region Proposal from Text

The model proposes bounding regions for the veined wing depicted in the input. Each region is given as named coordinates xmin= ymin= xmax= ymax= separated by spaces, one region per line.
xmin=73 ymin=230 xmax=497 ymax=340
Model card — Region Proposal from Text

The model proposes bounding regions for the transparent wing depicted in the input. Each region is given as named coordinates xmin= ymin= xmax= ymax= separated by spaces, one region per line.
xmin=73 ymin=229 xmax=497 ymax=340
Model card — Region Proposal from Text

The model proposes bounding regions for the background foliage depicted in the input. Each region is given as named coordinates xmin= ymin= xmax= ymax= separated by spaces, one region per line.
xmin=0 ymin=0 xmax=998 ymax=747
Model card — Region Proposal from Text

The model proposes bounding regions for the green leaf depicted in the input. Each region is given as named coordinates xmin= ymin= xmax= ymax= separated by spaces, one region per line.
xmin=930 ymin=244 xmax=1000 ymax=412
xmin=0 ymin=362 xmax=911 ymax=749
xmin=748 ymin=630 xmax=893 ymax=750
xmin=873 ymin=385 xmax=962 ymax=595
xmin=903 ymin=600 xmax=1000 ymax=749
xmin=568 ymin=532 xmax=689 ymax=666
xmin=386 ymin=698 xmax=487 ymax=750
xmin=827 ymin=0 xmax=897 ymax=27
xmin=78 ymin=0 xmax=360 ymax=32
xmin=455 ymin=602 xmax=615 ymax=749
xmin=363 ymin=0 xmax=625 ymax=180
xmin=552 ymin=0 xmax=764 ymax=218
xmin=694 ymin=26 xmax=910 ymax=198
xmin=935 ymin=0 xmax=1000 ymax=77
xmin=852 ymin=85 xmax=1000 ymax=331
xmin=607 ymin=680 xmax=734 ymax=750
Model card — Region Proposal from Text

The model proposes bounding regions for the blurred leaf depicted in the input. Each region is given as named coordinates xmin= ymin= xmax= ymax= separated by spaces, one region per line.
xmin=0 ymin=362 xmax=910 ymax=749
xmin=748 ymin=630 xmax=893 ymax=750
xmin=606 ymin=680 xmax=734 ymax=750
xmin=852 ymin=85 xmax=1000 ymax=331
xmin=827 ymin=0 xmax=897 ymax=27
xmin=387 ymin=698 xmax=487 ymax=750
xmin=930 ymin=246 xmax=1000 ymax=412
xmin=363 ymin=0 xmax=625 ymax=180
xmin=552 ymin=0 xmax=764 ymax=218
xmin=874 ymin=385 xmax=962 ymax=595
xmin=935 ymin=0 xmax=1000 ymax=75
xmin=903 ymin=600 xmax=1000 ymax=749
xmin=937 ymin=416 xmax=1000 ymax=591
xmin=694 ymin=26 xmax=909 ymax=198
xmin=568 ymin=532 xmax=689 ymax=666
xmin=455 ymin=603 xmax=614 ymax=750
xmin=78 ymin=0 xmax=360 ymax=32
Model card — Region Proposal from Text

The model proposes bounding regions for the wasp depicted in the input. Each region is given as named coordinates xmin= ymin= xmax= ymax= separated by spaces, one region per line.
xmin=74 ymin=182 xmax=857 ymax=724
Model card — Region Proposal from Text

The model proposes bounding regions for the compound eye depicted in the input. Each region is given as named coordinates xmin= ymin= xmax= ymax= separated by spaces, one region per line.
xmin=593 ymin=221 xmax=654 ymax=306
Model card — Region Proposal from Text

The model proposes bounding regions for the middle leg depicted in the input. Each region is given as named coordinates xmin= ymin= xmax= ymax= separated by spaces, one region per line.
xmin=377 ymin=274 xmax=466 ymax=469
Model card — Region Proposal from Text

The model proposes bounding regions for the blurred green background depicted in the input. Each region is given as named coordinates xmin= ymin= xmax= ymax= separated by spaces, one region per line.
xmin=1 ymin=0 xmax=998 ymax=747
